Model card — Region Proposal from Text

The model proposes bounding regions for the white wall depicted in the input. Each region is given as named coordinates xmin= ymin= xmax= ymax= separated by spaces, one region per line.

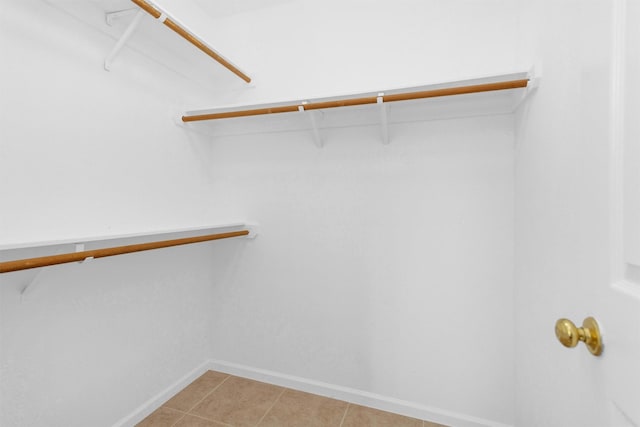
xmin=0 ymin=242 xmax=246 ymax=427
xmin=0 ymin=0 xmax=225 ymax=245
xmin=1 ymin=0 xmax=520 ymax=425
xmin=0 ymin=1 xmax=236 ymax=425
xmin=201 ymin=116 xmax=516 ymax=425
xmin=514 ymin=1 xmax=613 ymax=426
xmin=181 ymin=1 xmax=519 ymax=424
xmin=158 ymin=0 xmax=520 ymax=108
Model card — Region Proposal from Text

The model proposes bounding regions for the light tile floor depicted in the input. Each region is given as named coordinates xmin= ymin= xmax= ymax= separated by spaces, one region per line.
xmin=137 ymin=370 xmax=449 ymax=427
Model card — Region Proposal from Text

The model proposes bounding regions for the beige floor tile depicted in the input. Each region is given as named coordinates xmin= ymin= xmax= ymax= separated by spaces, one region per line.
xmin=341 ymin=405 xmax=422 ymax=427
xmin=424 ymin=421 xmax=450 ymax=427
xmin=163 ymin=371 xmax=230 ymax=412
xmin=173 ymin=414 xmax=230 ymax=427
xmin=257 ymin=389 xmax=348 ymax=427
xmin=190 ymin=376 xmax=284 ymax=427
xmin=136 ymin=406 xmax=185 ymax=427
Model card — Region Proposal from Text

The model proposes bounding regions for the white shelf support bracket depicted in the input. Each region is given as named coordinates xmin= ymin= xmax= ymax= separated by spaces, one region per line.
xmin=75 ymin=243 xmax=94 ymax=264
xmin=245 ymin=223 xmax=260 ymax=239
xmin=300 ymin=103 xmax=323 ymax=148
xmin=527 ymin=76 xmax=541 ymax=93
xmin=377 ymin=93 xmax=389 ymax=145
xmin=19 ymin=242 xmax=92 ymax=301
xmin=104 ymin=9 xmax=146 ymax=71
xmin=525 ymin=66 xmax=541 ymax=95
xmin=309 ymin=111 xmax=323 ymax=148
xmin=20 ymin=268 xmax=46 ymax=301
xmin=106 ymin=8 xmax=138 ymax=26
xmin=514 ymin=69 xmax=541 ymax=110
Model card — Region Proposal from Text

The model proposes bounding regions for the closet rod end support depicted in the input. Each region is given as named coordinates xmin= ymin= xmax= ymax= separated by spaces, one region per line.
xmin=245 ymin=224 xmax=260 ymax=239
xmin=527 ymin=66 xmax=541 ymax=91
xmin=527 ymin=76 xmax=541 ymax=92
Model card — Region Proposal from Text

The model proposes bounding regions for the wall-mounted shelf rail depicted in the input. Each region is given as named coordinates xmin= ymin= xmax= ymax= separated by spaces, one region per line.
xmin=0 ymin=227 xmax=254 ymax=274
xmin=125 ymin=0 xmax=251 ymax=83
xmin=182 ymin=76 xmax=529 ymax=122
xmin=180 ymin=72 xmax=536 ymax=145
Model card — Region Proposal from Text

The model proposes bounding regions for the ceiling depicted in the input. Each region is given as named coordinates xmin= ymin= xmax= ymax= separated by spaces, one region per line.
xmin=192 ymin=0 xmax=295 ymax=20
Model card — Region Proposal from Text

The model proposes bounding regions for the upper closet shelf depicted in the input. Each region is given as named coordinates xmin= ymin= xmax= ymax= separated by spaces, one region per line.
xmin=44 ymin=0 xmax=251 ymax=90
xmin=181 ymin=72 xmax=537 ymax=145
xmin=120 ymin=0 xmax=250 ymax=82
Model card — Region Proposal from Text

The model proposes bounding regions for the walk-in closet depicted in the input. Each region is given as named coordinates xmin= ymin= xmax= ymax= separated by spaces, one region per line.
xmin=1 ymin=1 xmax=639 ymax=426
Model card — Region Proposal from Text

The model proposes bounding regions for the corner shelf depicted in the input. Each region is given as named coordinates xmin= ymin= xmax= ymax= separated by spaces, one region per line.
xmin=180 ymin=71 xmax=536 ymax=144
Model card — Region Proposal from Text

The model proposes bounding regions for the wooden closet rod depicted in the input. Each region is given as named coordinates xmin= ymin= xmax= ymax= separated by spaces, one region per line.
xmin=130 ymin=0 xmax=251 ymax=83
xmin=0 ymin=230 xmax=250 ymax=273
xmin=182 ymin=78 xmax=529 ymax=122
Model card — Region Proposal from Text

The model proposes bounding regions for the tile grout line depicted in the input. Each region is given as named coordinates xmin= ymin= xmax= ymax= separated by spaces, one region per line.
xmin=162 ymin=373 xmax=232 ymax=413
xmin=338 ymin=403 xmax=351 ymax=427
xmin=181 ymin=412 xmax=234 ymax=426
xmin=160 ymin=372 xmax=437 ymax=427
xmin=166 ymin=408 xmax=189 ymax=427
xmin=183 ymin=373 xmax=233 ymax=414
xmin=254 ymin=387 xmax=287 ymax=426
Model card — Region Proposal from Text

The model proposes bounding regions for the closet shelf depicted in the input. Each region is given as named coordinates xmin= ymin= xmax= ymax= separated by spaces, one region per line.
xmin=127 ymin=0 xmax=251 ymax=83
xmin=44 ymin=0 xmax=250 ymax=91
xmin=183 ymin=76 xmax=528 ymax=122
xmin=180 ymin=72 xmax=535 ymax=144
xmin=0 ymin=223 xmax=257 ymax=273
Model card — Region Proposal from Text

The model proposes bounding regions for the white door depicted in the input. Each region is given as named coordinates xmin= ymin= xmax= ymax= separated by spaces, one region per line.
xmin=606 ymin=0 xmax=640 ymax=424
xmin=515 ymin=0 xmax=640 ymax=425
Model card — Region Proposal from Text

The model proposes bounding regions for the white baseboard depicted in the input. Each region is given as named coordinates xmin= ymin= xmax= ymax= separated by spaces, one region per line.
xmin=113 ymin=358 xmax=513 ymax=427
xmin=111 ymin=360 xmax=212 ymax=427
xmin=206 ymin=359 xmax=513 ymax=427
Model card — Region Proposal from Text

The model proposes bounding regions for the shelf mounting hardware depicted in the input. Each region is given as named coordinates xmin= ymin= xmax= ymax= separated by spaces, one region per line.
xmin=377 ymin=93 xmax=389 ymax=145
xmin=106 ymin=8 xmax=139 ymax=26
xmin=513 ymin=70 xmax=540 ymax=110
xmin=105 ymin=9 xmax=146 ymax=71
xmin=300 ymin=103 xmax=323 ymax=148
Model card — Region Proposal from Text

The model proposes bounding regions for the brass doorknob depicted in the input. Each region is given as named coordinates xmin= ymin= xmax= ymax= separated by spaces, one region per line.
xmin=554 ymin=316 xmax=603 ymax=356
